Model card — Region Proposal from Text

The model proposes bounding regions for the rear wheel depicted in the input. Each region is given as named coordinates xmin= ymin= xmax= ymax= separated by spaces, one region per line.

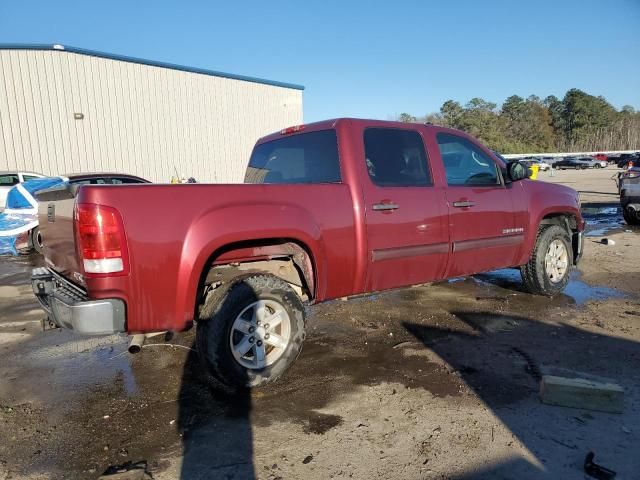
xmin=623 ymin=205 xmax=640 ymax=225
xmin=521 ymin=225 xmax=572 ymax=296
xmin=196 ymin=274 xmax=306 ymax=388
xmin=30 ymin=227 xmax=43 ymax=254
xmin=595 ymin=163 xmax=601 ymax=169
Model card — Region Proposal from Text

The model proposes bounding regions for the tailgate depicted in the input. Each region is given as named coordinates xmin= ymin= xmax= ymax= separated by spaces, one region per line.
xmin=36 ymin=184 xmax=83 ymax=283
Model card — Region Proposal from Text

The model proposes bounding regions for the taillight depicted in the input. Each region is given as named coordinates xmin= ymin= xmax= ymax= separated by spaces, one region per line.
xmin=280 ymin=124 xmax=304 ymax=135
xmin=74 ymin=203 xmax=129 ymax=275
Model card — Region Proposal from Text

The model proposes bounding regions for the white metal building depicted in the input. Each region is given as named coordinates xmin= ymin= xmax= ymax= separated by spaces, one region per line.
xmin=0 ymin=44 xmax=304 ymax=183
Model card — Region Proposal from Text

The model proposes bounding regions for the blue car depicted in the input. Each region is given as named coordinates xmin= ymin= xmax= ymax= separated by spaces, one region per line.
xmin=0 ymin=177 xmax=66 ymax=255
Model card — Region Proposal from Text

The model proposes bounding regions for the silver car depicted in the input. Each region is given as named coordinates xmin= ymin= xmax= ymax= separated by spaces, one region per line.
xmin=0 ymin=171 xmax=45 ymax=209
xmin=575 ymin=156 xmax=604 ymax=169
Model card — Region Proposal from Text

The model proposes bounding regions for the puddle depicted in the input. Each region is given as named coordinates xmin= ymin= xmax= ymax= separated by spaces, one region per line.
xmin=475 ymin=269 xmax=626 ymax=305
xmin=581 ymin=205 xmax=625 ymax=237
xmin=0 ymin=252 xmax=44 ymax=286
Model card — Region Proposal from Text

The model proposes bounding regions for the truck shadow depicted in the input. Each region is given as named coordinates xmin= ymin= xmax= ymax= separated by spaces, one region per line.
xmin=177 ymin=348 xmax=255 ymax=479
xmin=402 ymin=311 xmax=640 ymax=478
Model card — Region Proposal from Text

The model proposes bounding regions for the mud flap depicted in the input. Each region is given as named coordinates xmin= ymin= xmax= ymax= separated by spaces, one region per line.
xmin=572 ymin=231 xmax=584 ymax=265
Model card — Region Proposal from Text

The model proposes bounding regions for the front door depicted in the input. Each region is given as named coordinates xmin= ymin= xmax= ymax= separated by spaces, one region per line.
xmin=360 ymin=127 xmax=449 ymax=292
xmin=435 ymin=132 xmax=523 ymax=277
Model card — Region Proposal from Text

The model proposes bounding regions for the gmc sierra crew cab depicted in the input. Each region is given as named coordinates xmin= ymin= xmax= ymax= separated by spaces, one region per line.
xmin=32 ymin=119 xmax=584 ymax=388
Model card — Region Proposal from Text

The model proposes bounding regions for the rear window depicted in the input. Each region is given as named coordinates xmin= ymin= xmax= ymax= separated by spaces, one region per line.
xmin=0 ymin=174 xmax=19 ymax=186
xmin=245 ymin=130 xmax=341 ymax=184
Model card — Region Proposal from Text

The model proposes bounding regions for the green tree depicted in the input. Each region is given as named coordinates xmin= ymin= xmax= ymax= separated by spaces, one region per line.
xmin=398 ymin=113 xmax=417 ymax=123
xmin=439 ymin=100 xmax=464 ymax=128
xmin=391 ymin=89 xmax=638 ymax=153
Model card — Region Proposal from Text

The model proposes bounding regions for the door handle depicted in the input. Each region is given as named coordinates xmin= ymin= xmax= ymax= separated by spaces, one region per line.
xmin=452 ymin=201 xmax=475 ymax=208
xmin=372 ymin=202 xmax=399 ymax=211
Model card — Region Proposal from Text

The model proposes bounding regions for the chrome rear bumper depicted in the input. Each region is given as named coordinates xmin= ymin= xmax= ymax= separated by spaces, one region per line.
xmin=31 ymin=267 xmax=126 ymax=335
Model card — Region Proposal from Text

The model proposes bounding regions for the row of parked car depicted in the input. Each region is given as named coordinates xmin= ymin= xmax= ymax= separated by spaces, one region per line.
xmin=517 ymin=152 xmax=640 ymax=172
xmin=552 ymin=156 xmax=609 ymax=170
xmin=0 ymin=171 xmax=148 ymax=254
xmin=610 ymin=152 xmax=640 ymax=169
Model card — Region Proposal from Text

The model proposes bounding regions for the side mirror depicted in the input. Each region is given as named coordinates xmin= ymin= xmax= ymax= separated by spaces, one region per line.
xmin=507 ymin=161 xmax=530 ymax=182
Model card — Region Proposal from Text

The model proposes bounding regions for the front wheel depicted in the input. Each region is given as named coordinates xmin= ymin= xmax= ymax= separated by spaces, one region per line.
xmin=196 ymin=274 xmax=306 ymax=388
xmin=520 ymin=225 xmax=572 ymax=296
xmin=595 ymin=163 xmax=601 ymax=169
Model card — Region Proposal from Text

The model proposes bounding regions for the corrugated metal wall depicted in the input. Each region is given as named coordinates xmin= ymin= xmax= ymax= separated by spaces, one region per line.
xmin=0 ymin=49 xmax=303 ymax=182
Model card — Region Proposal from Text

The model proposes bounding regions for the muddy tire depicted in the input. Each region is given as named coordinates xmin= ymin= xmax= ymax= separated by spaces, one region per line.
xmin=196 ymin=274 xmax=306 ymax=388
xmin=623 ymin=205 xmax=640 ymax=225
xmin=30 ymin=227 xmax=43 ymax=254
xmin=520 ymin=225 xmax=572 ymax=296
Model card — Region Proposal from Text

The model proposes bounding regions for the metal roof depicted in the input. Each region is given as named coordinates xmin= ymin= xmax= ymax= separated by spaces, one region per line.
xmin=0 ymin=43 xmax=305 ymax=91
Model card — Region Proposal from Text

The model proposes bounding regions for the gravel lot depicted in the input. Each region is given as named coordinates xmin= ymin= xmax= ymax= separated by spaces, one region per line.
xmin=1 ymin=168 xmax=639 ymax=480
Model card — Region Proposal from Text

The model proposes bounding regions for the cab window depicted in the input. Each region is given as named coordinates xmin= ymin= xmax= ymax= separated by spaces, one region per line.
xmin=245 ymin=130 xmax=341 ymax=184
xmin=437 ymin=133 xmax=500 ymax=186
xmin=363 ymin=128 xmax=432 ymax=187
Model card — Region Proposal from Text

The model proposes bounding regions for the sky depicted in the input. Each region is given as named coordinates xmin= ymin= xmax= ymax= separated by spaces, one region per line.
xmin=1 ymin=0 xmax=639 ymax=123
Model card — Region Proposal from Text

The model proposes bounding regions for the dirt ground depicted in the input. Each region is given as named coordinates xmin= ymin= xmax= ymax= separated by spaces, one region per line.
xmin=1 ymin=168 xmax=639 ymax=480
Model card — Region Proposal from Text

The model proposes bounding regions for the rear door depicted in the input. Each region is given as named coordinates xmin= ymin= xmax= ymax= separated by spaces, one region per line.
xmin=359 ymin=126 xmax=449 ymax=291
xmin=435 ymin=132 xmax=523 ymax=277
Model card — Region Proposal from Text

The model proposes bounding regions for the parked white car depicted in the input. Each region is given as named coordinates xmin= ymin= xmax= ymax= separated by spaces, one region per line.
xmin=537 ymin=160 xmax=551 ymax=171
xmin=0 ymin=171 xmax=45 ymax=209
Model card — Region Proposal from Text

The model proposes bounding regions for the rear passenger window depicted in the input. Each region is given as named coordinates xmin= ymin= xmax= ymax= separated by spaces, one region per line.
xmin=363 ymin=128 xmax=432 ymax=187
xmin=437 ymin=133 xmax=500 ymax=186
xmin=245 ymin=130 xmax=341 ymax=184
xmin=0 ymin=174 xmax=19 ymax=186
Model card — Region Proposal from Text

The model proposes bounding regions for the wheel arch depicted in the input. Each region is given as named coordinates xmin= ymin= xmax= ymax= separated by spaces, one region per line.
xmin=536 ymin=212 xmax=581 ymax=265
xmin=194 ymin=238 xmax=317 ymax=320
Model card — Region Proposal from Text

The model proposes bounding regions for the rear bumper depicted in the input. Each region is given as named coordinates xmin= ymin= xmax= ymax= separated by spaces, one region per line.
xmin=31 ymin=267 xmax=126 ymax=335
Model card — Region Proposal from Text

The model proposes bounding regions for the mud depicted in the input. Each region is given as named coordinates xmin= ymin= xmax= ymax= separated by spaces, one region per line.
xmin=1 ymin=168 xmax=640 ymax=479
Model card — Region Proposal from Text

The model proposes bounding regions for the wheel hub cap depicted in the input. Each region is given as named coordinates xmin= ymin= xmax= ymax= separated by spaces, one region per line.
xmin=544 ymin=239 xmax=569 ymax=283
xmin=230 ymin=299 xmax=291 ymax=370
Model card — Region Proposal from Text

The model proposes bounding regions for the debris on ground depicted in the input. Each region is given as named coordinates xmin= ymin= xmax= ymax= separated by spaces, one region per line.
xmin=98 ymin=460 xmax=153 ymax=479
xmin=584 ymin=451 xmax=616 ymax=480
xmin=601 ymin=238 xmax=616 ymax=245
xmin=540 ymin=375 xmax=624 ymax=413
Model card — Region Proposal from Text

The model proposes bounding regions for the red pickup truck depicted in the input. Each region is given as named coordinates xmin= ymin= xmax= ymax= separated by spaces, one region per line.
xmin=32 ymin=119 xmax=584 ymax=387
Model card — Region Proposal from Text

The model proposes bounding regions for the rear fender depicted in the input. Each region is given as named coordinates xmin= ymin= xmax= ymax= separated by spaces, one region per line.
xmin=174 ymin=203 xmax=324 ymax=330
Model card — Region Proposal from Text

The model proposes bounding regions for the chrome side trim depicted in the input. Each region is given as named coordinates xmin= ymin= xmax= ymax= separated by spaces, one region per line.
xmin=453 ymin=234 xmax=524 ymax=253
xmin=372 ymin=242 xmax=449 ymax=262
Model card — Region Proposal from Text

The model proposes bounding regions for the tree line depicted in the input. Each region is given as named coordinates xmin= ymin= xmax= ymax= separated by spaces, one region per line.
xmin=398 ymin=88 xmax=640 ymax=154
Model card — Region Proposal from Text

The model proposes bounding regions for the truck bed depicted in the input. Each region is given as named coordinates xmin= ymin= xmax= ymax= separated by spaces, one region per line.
xmin=38 ymin=183 xmax=357 ymax=332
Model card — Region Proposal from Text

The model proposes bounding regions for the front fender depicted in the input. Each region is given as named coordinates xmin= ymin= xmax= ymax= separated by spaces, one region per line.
xmin=516 ymin=182 xmax=582 ymax=265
